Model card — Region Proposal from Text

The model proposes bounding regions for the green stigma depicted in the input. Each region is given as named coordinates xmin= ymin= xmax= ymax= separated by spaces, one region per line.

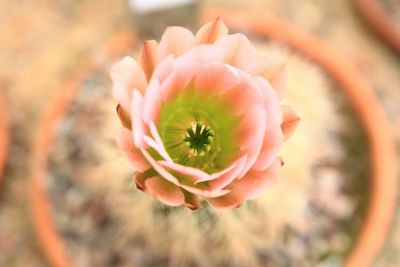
xmin=183 ymin=122 xmax=214 ymax=157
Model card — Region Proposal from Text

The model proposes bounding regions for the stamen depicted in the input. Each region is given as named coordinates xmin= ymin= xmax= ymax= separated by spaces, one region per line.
xmin=183 ymin=122 xmax=214 ymax=157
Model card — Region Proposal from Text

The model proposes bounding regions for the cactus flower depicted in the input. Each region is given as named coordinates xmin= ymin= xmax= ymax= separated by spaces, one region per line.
xmin=111 ymin=19 xmax=299 ymax=209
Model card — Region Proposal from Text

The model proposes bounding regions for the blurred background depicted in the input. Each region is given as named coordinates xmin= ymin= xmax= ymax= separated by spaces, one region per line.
xmin=0 ymin=0 xmax=399 ymax=267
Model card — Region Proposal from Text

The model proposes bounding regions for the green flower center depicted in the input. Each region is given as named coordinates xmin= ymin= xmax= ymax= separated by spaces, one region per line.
xmin=157 ymin=87 xmax=241 ymax=173
xmin=183 ymin=122 xmax=214 ymax=157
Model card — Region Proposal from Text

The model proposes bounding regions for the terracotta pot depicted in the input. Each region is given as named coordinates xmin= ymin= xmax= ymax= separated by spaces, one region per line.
xmin=29 ymin=11 xmax=397 ymax=267
xmin=0 ymin=92 xmax=10 ymax=184
xmin=353 ymin=0 xmax=400 ymax=54
xmin=28 ymin=33 xmax=135 ymax=267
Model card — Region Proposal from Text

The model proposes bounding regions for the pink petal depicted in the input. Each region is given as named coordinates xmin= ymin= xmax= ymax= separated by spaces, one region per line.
xmin=140 ymin=149 xmax=181 ymax=186
xmin=252 ymin=130 xmax=284 ymax=172
xmin=145 ymin=176 xmax=185 ymax=206
xmin=215 ymin=33 xmax=257 ymax=73
xmin=195 ymin=18 xmax=228 ymax=44
xmin=254 ymin=59 xmax=287 ymax=98
xmin=142 ymin=78 xmax=161 ymax=124
xmin=110 ymin=56 xmax=147 ymax=110
xmin=252 ymin=77 xmax=285 ymax=171
xmin=180 ymin=184 xmax=231 ymax=198
xmin=159 ymin=44 xmax=227 ymax=99
xmin=206 ymin=193 xmax=243 ymax=209
xmin=256 ymin=77 xmax=283 ymax=125
xmin=139 ymin=40 xmax=158 ymax=81
xmin=157 ymin=26 xmax=194 ymax=62
xmin=148 ymin=121 xmax=173 ymax=162
xmin=158 ymin=160 xmax=210 ymax=182
xmin=179 ymin=44 xmax=225 ymax=64
xmin=152 ymin=55 xmax=175 ymax=83
xmin=173 ymin=46 xmax=221 ymax=77
xmin=143 ymin=136 xmax=173 ymax=163
xmin=237 ymin=147 xmax=262 ymax=178
xmin=231 ymin=158 xmax=281 ymax=199
xmin=206 ymin=159 xmax=281 ymax=208
xmin=160 ymin=45 xmax=226 ymax=101
xmin=194 ymin=62 xmax=241 ymax=95
xmin=208 ymin=155 xmax=247 ymax=191
xmin=158 ymin=160 xmax=236 ymax=184
xmin=141 ymin=121 xmax=173 ymax=163
xmin=222 ymin=73 xmax=264 ymax=115
xmin=116 ymin=128 xmax=150 ymax=173
xmin=236 ymin=105 xmax=266 ymax=151
xmin=141 ymin=149 xmax=230 ymax=198
xmin=131 ymin=90 xmax=147 ymax=148
xmin=281 ymin=105 xmax=300 ymax=140
xmin=159 ymin=68 xmax=196 ymax=102
xmin=234 ymin=105 xmax=267 ymax=177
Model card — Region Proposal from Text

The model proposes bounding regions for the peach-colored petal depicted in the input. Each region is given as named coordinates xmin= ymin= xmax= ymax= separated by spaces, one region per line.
xmin=157 ymin=26 xmax=194 ymax=62
xmin=143 ymin=135 xmax=172 ymax=163
xmin=194 ymin=62 xmax=241 ymax=95
xmin=158 ymin=160 xmax=236 ymax=184
xmin=159 ymin=44 xmax=227 ymax=101
xmin=141 ymin=149 xmax=230 ymax=198
xmin=184 ymin=193 xmax=203 ymax=210
xmin=281 ymin=105 xmax=300 ymax=140
xmin=252 ymin=77 xmax=285 ymax=171
xmin=254 ymin=59 xmax=287 ymax=98
xmin=116 ymin=104 xmax=131 ymax=129
xmin=238 ymin=147 xmax=262 ymax=179
xmin=148 ymin=121 xmax=173 ymax=162
xmin=252 ymin=130 xmax=284 ymax=172
xmin=142 ymin=78 xmax=161 ymax=124
xmin=152 ymin=55 xmax=175 ymax=83
xmin=178 ymin=44 xmax=225 ymax=64
xmin=234 ymin=103 xmax=269 ymax=177
xmin=208 ymin=155 xmax=247 ymax=191
xmin=206 ymin=193 xmax=243 ymax=209
xmin=222 ymin=73 xmax=264 ymax=115
xmin=140 ymin=148 xmax=181 ymax=186
xmin=180 ymin=184 xmax=231 ymax=198
xmin=158 ymin=161 xmax=210 ymax=182
xmin=256 ymin=77 xmax=283 ymax=124
xmin=139 ymin=40 xmax=158 ymax=81
xmin=116 ymin=128 xmax=150 ymax=173
xmin=195 ymin=18 xmax=228 ymax=44
xmin=215 ymin=33 xmax=257 ymax=72
xmin=207 ymin=159 xmax=280 ymax=208
xmin=145 ymin=176 xmax=185 ymax=206
xmin=131 ymin=90 xmax=147 ymax=148
xmin=231 ymin=158 xmax=280 ymax=199
xmin=110 ymin=56 xmax=147 ymax=110
xmin=158 ymin=71 xmax=190 ymax=102
xmin=236 ymin=105 xmax=266 ymax=151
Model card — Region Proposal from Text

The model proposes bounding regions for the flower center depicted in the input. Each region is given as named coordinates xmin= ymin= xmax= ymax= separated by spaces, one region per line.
xmin=183 ymin=122 xmax=214 ymax=157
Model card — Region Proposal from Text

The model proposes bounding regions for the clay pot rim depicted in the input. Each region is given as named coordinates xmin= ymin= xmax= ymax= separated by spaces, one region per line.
xmin=0 ymin=92 xmax=10 ymax=185
xmin=354 ymin=0 xmax=400 ymax=55
xmin=29 ymin=11 xmax=397 ymax=267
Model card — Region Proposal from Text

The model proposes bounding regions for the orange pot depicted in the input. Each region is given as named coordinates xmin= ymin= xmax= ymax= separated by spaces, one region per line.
xmin=354 ymin=0 xmax=400 ymax=54
xmin=0 ymin=92 xmax=10 ymax=184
